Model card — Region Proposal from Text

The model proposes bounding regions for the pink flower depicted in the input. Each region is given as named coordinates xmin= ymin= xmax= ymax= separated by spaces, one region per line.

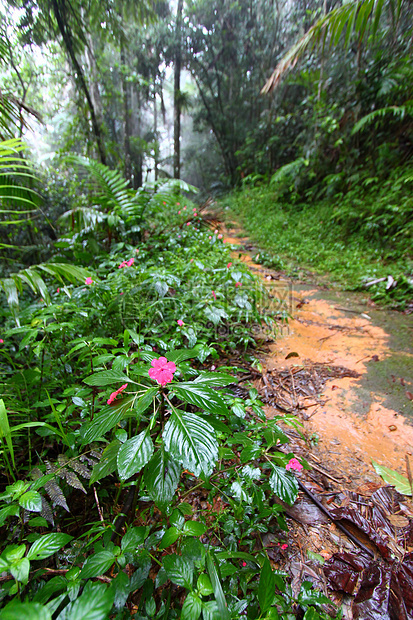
xmin=118 ymin=261 xmax=126 ymax=269
xmin=126 ymin=258 xmax=134 ymax=267
xmin=107 ymin=384 xmax=128 ymax=405
xmin=211 ymin=290 xmax=217 ymax=300
xmin=286 ymin=458 xmax=303 ymax=472
xmin=178 ymin=210 xmax=181 ymax=214
xmin=241 ymin=561 xmax=247 ymax=567
xmin=0 ymin=339 xmax=3 ymax=344
xmin=186 ymin=222 xmax=191 ymax=226
xmin=227 ymin=262 xmax=232 ymax=269
xmin=120 ymin=292 xmax=124 ymax=295
xmin=218 ymin=234 xmax=223 ymax=239
xmin=192 ymin=207 xmax=196 ymax=211
xmin=214 ymin=229 xmax=218 ymax=234
xmin=194 ymin=212 xmax=197 ymax=216
xmin=163 ymin=201 xmax=166 ymax=205
xmin=183 ymin=206 xmax=187 ymax=210
xmin=148 ymin=357 xmax=177 ymax=386
xmin=177 ymin=319 xmax=184 ymax=326
xmin=136 ymin=249 xmax=139 ymax=254
xmin=235 ymin=282 xmax=242 ymax=288
xmin=208 ymin=236 xmax=212 ymax=240
xmin=85 ymin=277 xmax=93 ymax=285
xmin=190 ymin=259 xmax=194 ymax=262
xmin=281 ymin=544 xmax=288 ymax=550
xmin=57 ymin=288 xmax=60 ymax=293
xmin=177 ymin=202 xmax=180 ymax=206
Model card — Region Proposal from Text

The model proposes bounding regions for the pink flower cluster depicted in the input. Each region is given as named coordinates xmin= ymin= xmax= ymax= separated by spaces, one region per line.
xmin=148 ymin=357 xmax=177 ymax=386
xmin=286 ymin=457 xmax=303 ymax=472
xmin=107 ymin=384 xmax=128 ymax=405
xmin=118 ymin=258 xmax=135 ymax=269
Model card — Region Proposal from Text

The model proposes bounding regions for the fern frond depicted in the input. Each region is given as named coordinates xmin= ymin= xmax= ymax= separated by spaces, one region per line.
xmin=351 ymin=101 xmax=413 ymax=134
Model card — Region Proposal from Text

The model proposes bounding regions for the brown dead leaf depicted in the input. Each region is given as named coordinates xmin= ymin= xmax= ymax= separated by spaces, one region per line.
xmin=388 ymin=514 xmax=410 ymax=528
xmin=406 ymin=391 xmax=413 ymax=401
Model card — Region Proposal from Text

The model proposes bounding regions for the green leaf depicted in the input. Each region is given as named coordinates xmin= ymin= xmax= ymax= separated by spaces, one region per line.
xmin=27 ymin=533 xmax=73 ymax=561
xmin=81 ymin=399 xmax=134 ymax=444
xmin=117 ymin=432 xmax=154 ymax=481
xmin=134 ymin=387 xmax=157 ymax=416
xmin=181 ymin=592 xmax=202 ymax=620
xmin=269 ymin=465 xmax=299 ymax=506
xmin=163 ymin=554 xmax=193 ymax=589
xmin=206 ymin=552 xmax=230 ymax=620
xmin=90 ymin=440 xmax=120 ymax=484
xmin=193 ymin=372 xmax=234 ymax=387
xmin=19 ymin=490 xmax=43 ymax=512
xmin=173 ymin=384 xmax=228 ymax=416
xmin=0 ymin=398 xmax=15 ymax=468
xmin=0 ymin=504 xmax=19 ymax=525
xmin=121 ymin=526 xmax=149 ymax=552
xmin=371 ymin=460 xmax=412 ymax=495
xmin=258 ymin=558 xmax=276 ymax=614
xmin=79 ymin=550 xmax=116 ymax=579
xmin=159 ymin=527 xmax=180 ymax=550
xmin=62 ymin=580 xmax=115 ymax=620
xmin=84 ymin=370 xmax=134 ymax=387
xmin=143 ymin=449 xmax=181 ymax=512
xmin=183 ymin=521 xmax=207 ymax=537
xmin=0 ymin=602 xmax=52 ymax=620
xmin=2 ymin=544 xmax=26 ymax=563
xmin=10 ymin=557 xmax=30 ymax=584
xmin=166 ymin=347 xmax=202 ymax=364
xmin=197 ymin=574 xmax=214 ymax=596
xmin=163 ymin=410 xmax=218 ymax=477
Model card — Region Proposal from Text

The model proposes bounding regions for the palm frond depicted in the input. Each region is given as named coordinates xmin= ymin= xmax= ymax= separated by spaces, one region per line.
xmin=262 ymin=0 xmax=389 ymax=93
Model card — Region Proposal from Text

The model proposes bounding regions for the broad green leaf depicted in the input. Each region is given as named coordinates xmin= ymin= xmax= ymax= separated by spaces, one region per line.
xmin=181 ymin=592 xmax=202 ymax=620
xmin=258 ymin=558 xmax=276 ymax=614
xmin=61 ymin=580 xmax=115 ymax=620
xmin=10 ymin=557 xmax=30 ymax=584
xmin=27 ymin=533 xmax=73 ymax=561
xmin=166 ymin=347 xmax=202 ymax=364
xmin=134 ymin=387 xmax=157 ymax=416
xmin=298 ymin=581 xmax=331 ymax=606
xmin=193 ymin=372 xmax=234 ymax=386
xmin=143 ymin=449 xmax=181 ymax=511
xmin=183 ymin=521 xmax=207 ymax=537
xmin=1 ymin=602 xmax=52 ymax=620
xmin=121 ymin=526 xmax=149 ymax=552
xmin=117 ymin=432 xmax=154 ymax=480
xmin=19 ymin=490 xmax=43 ymax=512
xmin=197 ymin=574 xmax=214 ymax=596
xmin=163 ymin=410 xmax=218 ymax=477
xmin=159 ymin=526 xmax=180 ymax=550
xmin=84 ymin=370 xmax=134 ymax=386
xmin=206 ymin=552 xmax=230 ymax=620
xmin=371 ymin=460 xmax=412 ymax=496
xmin=173 ymin=383 xmax=228 ymax=416
xmin=0 ymin=399 xmax=14 ymax=468
xmin=89 ymin=440 xmax=120 ymax=484
xmin=79 ymin=550 xmax=116 ymax=579
xmin=269 ymin=465 xmax=299 ymax=506
xmin=163 ymin=554 xmax=193 ymax=589
xmin=2 ymin=544 xmax=26 ymax=563
xmin=0 ymin=504 xmax=19 ymax=525
xmin=81 ymin=398 xmax=135 ymax=444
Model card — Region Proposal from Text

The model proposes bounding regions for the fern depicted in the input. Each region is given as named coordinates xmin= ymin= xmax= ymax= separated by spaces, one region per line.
xmin=351 ymin=101 xmax=413 ymax=134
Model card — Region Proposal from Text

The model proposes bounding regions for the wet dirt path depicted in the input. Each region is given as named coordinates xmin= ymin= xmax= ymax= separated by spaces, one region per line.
xmin=225 ymin=230 xmax=413 ymax=481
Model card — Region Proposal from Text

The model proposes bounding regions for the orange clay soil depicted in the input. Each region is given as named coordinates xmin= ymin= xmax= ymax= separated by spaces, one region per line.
xmin=223 ymin=229 xmax=413 ymax=480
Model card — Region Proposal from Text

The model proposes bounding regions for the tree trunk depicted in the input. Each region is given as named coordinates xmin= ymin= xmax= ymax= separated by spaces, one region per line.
xmin=173 ymin=0 xmax=184 ymax=180
xmin=120 ymin=40 xmax=132 ymax=183
xmin=50 ymin=0 xmax=107 ymax=165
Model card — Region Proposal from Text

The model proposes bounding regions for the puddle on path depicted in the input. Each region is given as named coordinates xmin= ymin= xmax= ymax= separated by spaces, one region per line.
xmin=225 ymin=231 xmax=413 ymax=478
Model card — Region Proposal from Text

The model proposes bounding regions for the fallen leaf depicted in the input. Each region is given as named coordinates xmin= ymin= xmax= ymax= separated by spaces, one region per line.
xmin=406 ymin=391 xmax=413 ymax=401
xmin=285 ymin=351 xmax=299 ymax=359
xmin=388 ymin=514 xmax=410 ymax=528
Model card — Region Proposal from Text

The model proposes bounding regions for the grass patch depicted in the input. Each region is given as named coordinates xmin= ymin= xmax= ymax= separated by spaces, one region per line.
xmin=223 ymin=185 xmax=413 ymax=309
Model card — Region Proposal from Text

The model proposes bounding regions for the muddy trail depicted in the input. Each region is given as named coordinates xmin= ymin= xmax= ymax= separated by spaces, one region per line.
xmin=219 ymin=221 xmax=413 ymax=619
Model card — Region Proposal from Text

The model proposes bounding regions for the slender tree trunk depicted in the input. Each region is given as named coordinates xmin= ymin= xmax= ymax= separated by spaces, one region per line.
xmin=173 ymin=0 xmax=183 ymax=179
xmin=154 ymin=90 xmax=159 ymax=181
xmin=120 ymin=40 xmax=132 ymax=183
xmin=50 ymin=0 xmax=107 ymax=165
